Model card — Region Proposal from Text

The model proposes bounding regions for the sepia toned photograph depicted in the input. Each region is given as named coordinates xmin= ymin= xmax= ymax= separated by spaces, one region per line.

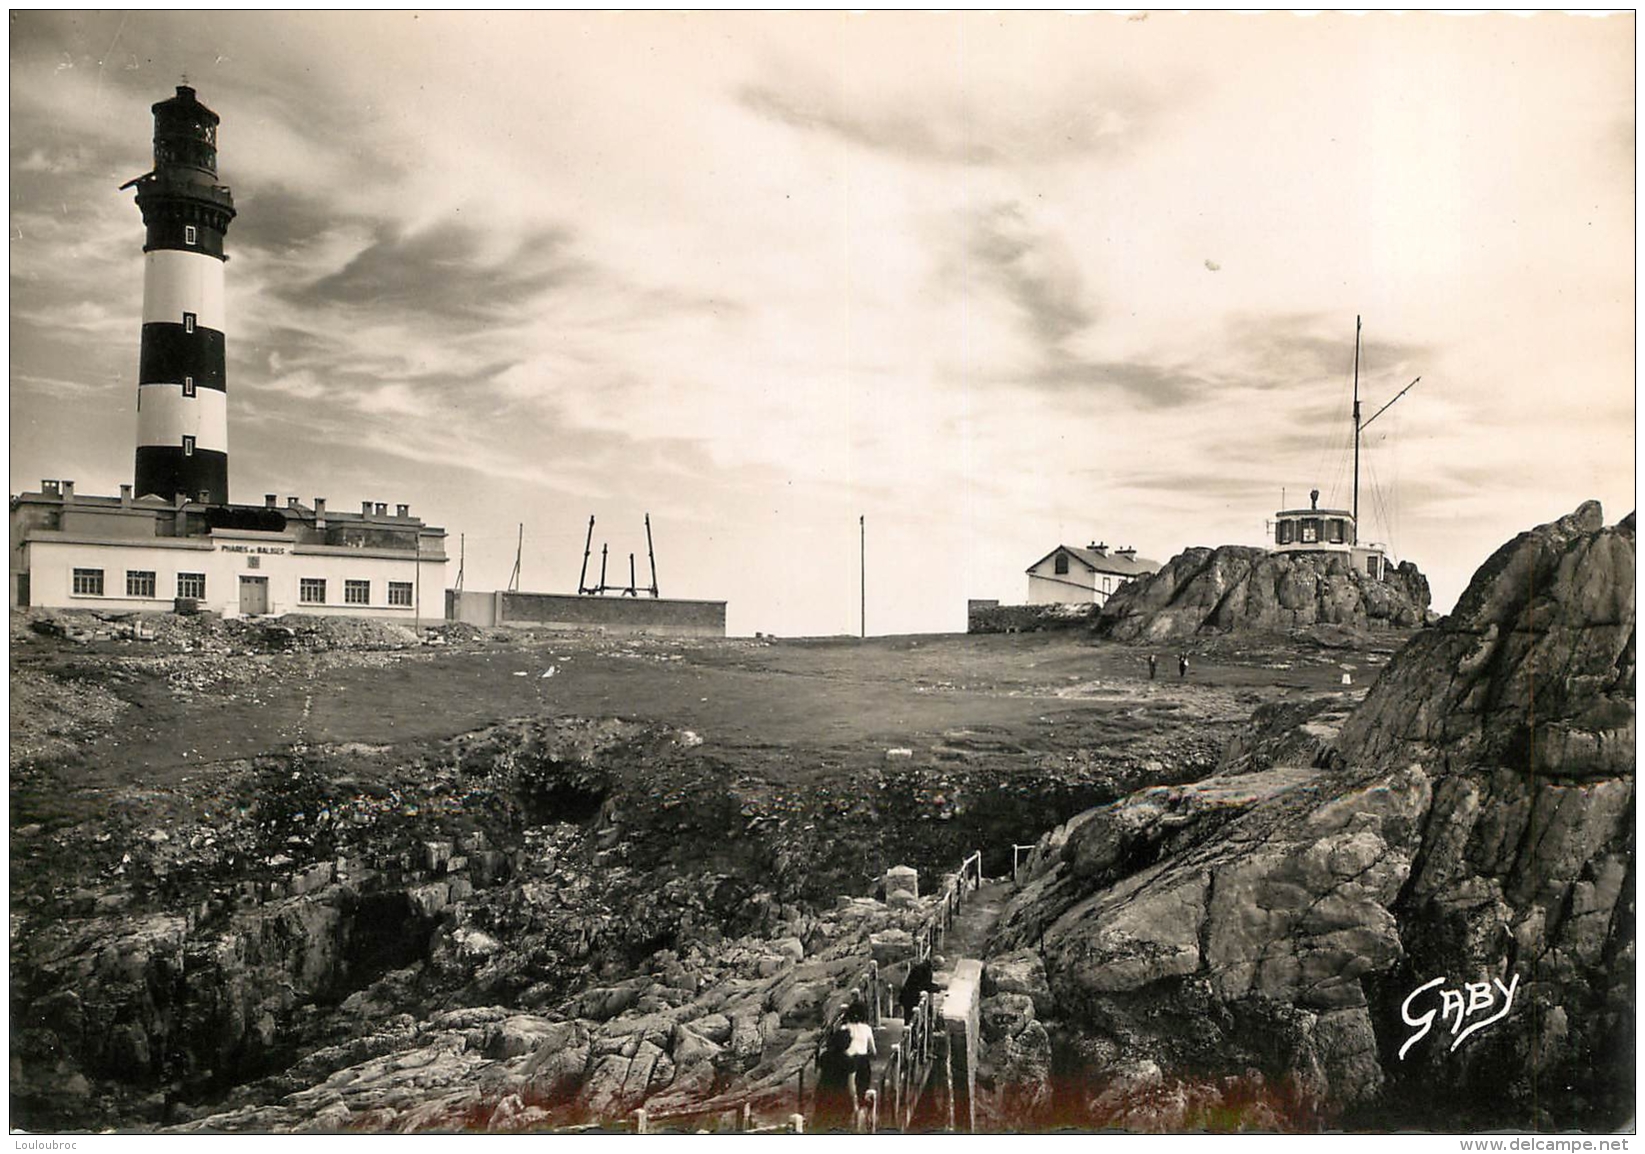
xmin=7 ymin=10 xmax=1635 ymax=1139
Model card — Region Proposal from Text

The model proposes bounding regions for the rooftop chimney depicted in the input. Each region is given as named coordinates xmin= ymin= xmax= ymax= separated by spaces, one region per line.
xmin=1090 ymin=541 xmax=1107 ymax=556
xmin=362 ymin=501 xmax=373 ymax=516
xmin=396 ymin=503 xmax=409 ymax=518
xmin=374 ymin=502 xmax=387 ymax=516
xmin=314 ymin=497 xmax=327 ymax=527
xmin=265 ymin=493 xmax=277 ymax=508
xmin=199 ymin=490 xmax=211 ymax=503
xmin=41 ymin=479 xmax=60 ymax=496
xmin=1118 ymin=547 xmax=1136 ymax=559
xmin=61 ymin=480 xmax=75 ymax=503
xmin=287 ymin=496 xmax=299 ymax=509
xmin=120 ymin=484 xmax=133 ymax=507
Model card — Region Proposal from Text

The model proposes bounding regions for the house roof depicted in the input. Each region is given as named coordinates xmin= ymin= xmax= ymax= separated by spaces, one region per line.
xmin=1026 ymin=544 xmax=1161 ymax=578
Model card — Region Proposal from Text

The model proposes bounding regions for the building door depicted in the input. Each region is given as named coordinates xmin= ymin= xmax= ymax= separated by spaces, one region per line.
xmin=239 ymin=575 xmax=268 ymax=616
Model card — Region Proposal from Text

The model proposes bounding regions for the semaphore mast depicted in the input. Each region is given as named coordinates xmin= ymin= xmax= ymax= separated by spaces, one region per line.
xmin=1352 ymin=315 xmax=1421 ymax=547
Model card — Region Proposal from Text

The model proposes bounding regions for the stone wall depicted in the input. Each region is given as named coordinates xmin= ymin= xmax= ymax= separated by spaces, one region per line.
xmin=446 ymin=589 xmax=726 ymax=637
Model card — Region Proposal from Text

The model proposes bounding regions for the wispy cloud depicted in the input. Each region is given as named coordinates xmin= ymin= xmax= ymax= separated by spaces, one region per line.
xmin=277 ymin=221 xmax=588 ymax=324
xmin=967 ymin=201 xmax=1094 ymax=346
xmin=738 ymin=79 xmax=1147 ymax=166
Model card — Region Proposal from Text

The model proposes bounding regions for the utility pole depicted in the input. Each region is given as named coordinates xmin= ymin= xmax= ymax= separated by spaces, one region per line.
xmin=508 ymin=523 xmax=522 ymax=592
xmin=455 ymin=533 xmax=465 ymax=593
xmin=1351 ymin=316 xmax=1361 ymax=544
xmin=860 ymin=515 xmax=866 ymax=640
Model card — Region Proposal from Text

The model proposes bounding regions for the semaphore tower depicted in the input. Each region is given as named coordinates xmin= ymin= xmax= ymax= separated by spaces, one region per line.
xmin=123 ymin=85 xmax=236 ymax=504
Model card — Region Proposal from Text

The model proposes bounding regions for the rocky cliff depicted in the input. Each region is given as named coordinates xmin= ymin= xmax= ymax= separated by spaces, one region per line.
xmin=994 ymin=502 xmax=1633 ymax=1130
xmin=1094 ymin=545 xmax=1430 ymax=642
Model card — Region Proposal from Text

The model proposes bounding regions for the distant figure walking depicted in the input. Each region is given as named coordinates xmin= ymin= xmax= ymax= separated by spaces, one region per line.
xmin=900 ymin=958 xmax=938 ymax=1022
xmin=1178 ymin=653 xmax=1190 ymax=678
xmin=1147 ymin=653 xmax=1157 ymax=680
xmin=813 ymin=1024 xmax=855 ymax=1131
xmin=843 ymin=1000 xmax=876 ymax=1106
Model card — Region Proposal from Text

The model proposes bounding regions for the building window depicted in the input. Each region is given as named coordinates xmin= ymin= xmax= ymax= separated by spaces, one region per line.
xmin=344 ymin=579 xmax=370 ymax=605
xmin=126 ymin=570 xmax=157 ymax=598
xmin=183 ymin=435 xmax=195 ymax=457
xmin=1276 ymin=520 xmax=1293 ymax=545
xmin=185 ymin=224 xmax=198 ymax=245
xmin=72 ymin=568 xmax=104 ymax=596
xmin=183 ymin=376 xmax=196 ymax=398
xmin=1328 ymin=519 xmax=1345 ymax=544
xmin=388 ymin=581 xmax=413 ymax=607
xmin=1300 ymin=519 xmax=1319 ymax=543
xmin=299 ymin=578 xmax=327 ymax=604
xmin=183 ymin=312 xmax=196 ymax=334
xmin=1054 ymin=553 xmax=1069 ymax=575
xmin=177 ymin=572 xmax=206 ymax=599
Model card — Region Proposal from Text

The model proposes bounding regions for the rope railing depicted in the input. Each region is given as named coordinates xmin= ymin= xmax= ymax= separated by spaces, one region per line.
xmin=915 ymin=850 xmax=983 ymax=963
xmin=877 ymin=986 xmax=941 ymax=1131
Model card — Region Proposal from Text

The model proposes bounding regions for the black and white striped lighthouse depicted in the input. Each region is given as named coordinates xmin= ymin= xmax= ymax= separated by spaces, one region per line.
xmin=125 ymin=85 xmax=236 ymax=504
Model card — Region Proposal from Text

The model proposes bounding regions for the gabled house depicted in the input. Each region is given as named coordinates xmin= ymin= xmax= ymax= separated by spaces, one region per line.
xmin=1026 ymin=541 xmax=1160 ymax=606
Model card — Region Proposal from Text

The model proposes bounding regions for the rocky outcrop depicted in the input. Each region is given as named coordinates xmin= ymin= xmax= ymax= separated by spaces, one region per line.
xmin=1335 ymin=501 xmax=1633 ymax=777
xmin=995 ymin=503 xmax=1633 ymax=1130
xmin=968 ymin=602 xmax=1097 ymax=634
xmin=1095 ymin=546 xmax=1430 ymax=642
xmin=1340 ymin=501 xmax=1635 ymax=1128
xmin=976 ymin=952 xmax=1055 ymax=1129
xmin=160 ymin=891 xmax=938 ymax=1132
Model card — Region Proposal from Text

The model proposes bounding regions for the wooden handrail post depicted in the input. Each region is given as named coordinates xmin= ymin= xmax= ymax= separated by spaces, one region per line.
xmin=892 ymin=1043 xmax=903 ymax=1130
xmin=869 ymin=959 xmax=881 ymax=1026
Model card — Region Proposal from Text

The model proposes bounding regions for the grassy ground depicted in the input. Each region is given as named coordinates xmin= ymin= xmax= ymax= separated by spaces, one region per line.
xmin=11 ymin=619 xmax=1391 ymax=834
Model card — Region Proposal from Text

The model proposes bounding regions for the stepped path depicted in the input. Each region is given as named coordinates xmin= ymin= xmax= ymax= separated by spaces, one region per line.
xmin=936 ymin=879 xmax=1013 ymax=962
xmin=855 ymin=877 xmax=1016 ymax=1131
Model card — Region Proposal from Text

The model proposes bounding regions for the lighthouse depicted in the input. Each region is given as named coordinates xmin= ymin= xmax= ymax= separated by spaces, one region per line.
xmin=125 ymin=85 xmax=236 ymax=504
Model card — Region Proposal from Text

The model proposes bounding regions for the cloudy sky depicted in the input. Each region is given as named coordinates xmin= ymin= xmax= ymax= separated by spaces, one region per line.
xmin=9 ymin=11 xmax=1634 ymax=636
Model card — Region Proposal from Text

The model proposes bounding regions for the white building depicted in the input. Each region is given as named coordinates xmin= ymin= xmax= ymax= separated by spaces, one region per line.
xmin=1026 ymin=541 xmax=1160 ymax=607
xmin=11 ymin=480 xmax=446 ymax=620
xmin=1271 ymin=493 xmax=1389 ymax=579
